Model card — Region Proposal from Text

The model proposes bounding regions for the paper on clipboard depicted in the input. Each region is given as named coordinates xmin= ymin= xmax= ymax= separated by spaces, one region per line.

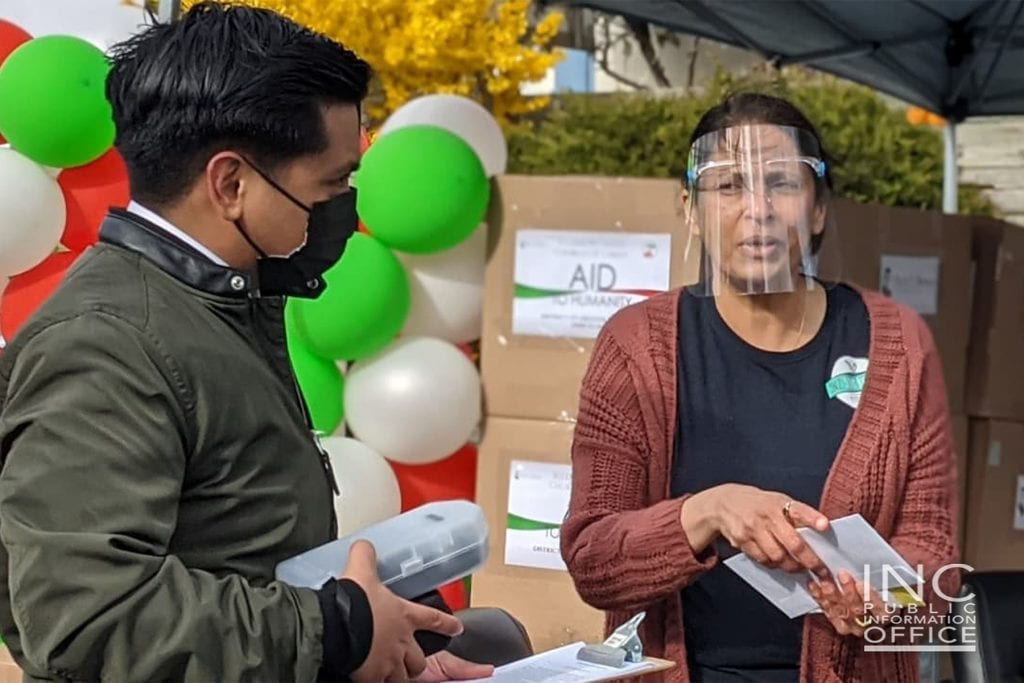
xmin=723 ymin=513 xmax=922 ymax=619
xmin=458 ymin=642 xmax=673 ymax=683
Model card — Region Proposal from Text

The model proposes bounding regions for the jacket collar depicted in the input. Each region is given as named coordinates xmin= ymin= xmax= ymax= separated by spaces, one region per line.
xmin=99 ymin=209 xmax=261 ymax=298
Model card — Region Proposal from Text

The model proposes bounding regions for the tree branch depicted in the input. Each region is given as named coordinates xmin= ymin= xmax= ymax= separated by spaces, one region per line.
xmin=624 ymin=17 xmax=672 ymax=88
xmin=687 ymin=36 xmax=701 ymax=89
xmin=595 ymin=17 xmax=650 ymax=91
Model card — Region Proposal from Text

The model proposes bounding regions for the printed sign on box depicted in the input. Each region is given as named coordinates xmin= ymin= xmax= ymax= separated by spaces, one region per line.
xmin=513 ymin=229 xmax=672 ymax=339
xmin=879 ymin=255 xmax=941 ymax=315
xmin=505 ymin=460 xmax=573 ymax=571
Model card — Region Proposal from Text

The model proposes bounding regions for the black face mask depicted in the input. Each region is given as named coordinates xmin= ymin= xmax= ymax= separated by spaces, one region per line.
xmin=236 ymin=158 xmax=359 ymax=299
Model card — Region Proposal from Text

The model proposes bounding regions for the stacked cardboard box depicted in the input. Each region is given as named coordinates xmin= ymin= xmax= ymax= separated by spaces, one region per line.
xmin=962 ymin=219 xmax=1024 ymax=572
xmin=966 ymin=219 xmax=1024 ymax=421
xmin=480 ymin=175 xmax=693 ymax=422
xmin=962 ymin=420 xmax=1024 ymax=570
xmin=473 ymin=417 xmax=605 ymax=651
xmin=826 ymin=199 xmax=978 ymax=557
xmin=473 ymin=175 xmax=689 ymax=651
xmin=828 ymin=199 xmax=974 ymax=415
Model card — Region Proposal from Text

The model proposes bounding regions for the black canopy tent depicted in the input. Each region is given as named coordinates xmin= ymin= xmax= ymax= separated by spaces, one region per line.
xmin=543 ymin=0 xmax=1024 ymax=213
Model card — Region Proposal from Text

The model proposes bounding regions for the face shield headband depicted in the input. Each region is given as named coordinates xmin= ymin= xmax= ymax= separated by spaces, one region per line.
xmin=682 ymin=124 xmax=838 ymax=297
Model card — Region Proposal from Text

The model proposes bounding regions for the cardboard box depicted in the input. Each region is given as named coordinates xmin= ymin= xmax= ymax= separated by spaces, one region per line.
xmin=470 ymin=416 xmax=605 ymax=651
xmin=830 ymin=199 xmax=973 ymax=414
xmin=483 ymin=182 xmax=974 ymax=420
xmin=962 ymin=419 xmax=1024 ymax=571
xmin=966 ymin=220 xmax=1024 ymax=420
xmin=482 ymin=175 xmax=690 ymax=422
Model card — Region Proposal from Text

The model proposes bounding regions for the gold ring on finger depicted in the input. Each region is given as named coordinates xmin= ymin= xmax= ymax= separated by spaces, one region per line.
xmin=782 ymin=500 xmax=795 ymax=525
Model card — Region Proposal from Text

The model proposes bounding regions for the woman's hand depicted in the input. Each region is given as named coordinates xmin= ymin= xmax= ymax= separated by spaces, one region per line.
xmin=684 ymin=484 xmax=831 ymax=575
xmin=808 ymin=569 xmax=892 ymax=638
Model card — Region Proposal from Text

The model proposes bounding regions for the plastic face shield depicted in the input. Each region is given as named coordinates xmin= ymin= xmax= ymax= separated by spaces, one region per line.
xmin=683 ymin=124 xmax=839 ymax=297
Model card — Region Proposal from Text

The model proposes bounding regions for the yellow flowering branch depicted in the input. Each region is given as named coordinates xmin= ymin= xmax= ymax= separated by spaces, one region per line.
xmin=193 ymin=0 xmax=564 ymax=128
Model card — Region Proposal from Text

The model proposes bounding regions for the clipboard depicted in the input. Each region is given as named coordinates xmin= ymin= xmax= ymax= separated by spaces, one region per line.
xmin=460 ymin=611 xmax=676 ymax=683
xmin=577 ymin=611 xmax=675 ymax=680
xmin=583 ymin=656 xmax=676 ymax=682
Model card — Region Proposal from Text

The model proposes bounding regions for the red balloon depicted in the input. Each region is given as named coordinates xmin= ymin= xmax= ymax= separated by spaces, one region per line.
xmin=0 ymin=20 xmax=31 ymax=66
xmin=59 ymin=149 xmax=130 ymax=252
xmin=1 ymin=252 xmax=79 ymax=341
xmin=390 ymin=443 xmax=477 ymax=512
xmin=0 ymin=20 xmax=32 ymax=145
xmin=438 ymin=577 xmax=468 ymax=612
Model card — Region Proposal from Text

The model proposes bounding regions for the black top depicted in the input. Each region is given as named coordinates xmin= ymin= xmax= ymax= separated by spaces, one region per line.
xmin=672 ymin=284 xmax=870 ymax=682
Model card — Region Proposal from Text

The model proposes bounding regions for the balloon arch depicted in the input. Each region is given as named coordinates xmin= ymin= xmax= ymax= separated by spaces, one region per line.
xmin=0 ymin=19 xmax=503 ymax=610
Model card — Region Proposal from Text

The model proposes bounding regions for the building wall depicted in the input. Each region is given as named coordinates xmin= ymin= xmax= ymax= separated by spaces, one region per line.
xmin=959 ymin=117 xmax=1024 ymax=227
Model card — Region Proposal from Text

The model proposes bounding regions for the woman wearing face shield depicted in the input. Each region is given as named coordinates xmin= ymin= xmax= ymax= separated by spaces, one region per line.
xmin=561 ymin=93 xmax=959 ymax=683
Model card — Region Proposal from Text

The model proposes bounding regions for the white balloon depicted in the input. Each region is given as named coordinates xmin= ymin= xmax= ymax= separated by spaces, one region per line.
xmin=0 ymin=149 xmax=66 ymax=277
xmin=399 ymin=224 xmax=485 ymax=343
xmin=345 ymin=337 xmax=482 ymax=465
xmin=322 ymin=436 xmax=402 ymax=537
xmin=379 ymin=94 xmax=508 ymax=177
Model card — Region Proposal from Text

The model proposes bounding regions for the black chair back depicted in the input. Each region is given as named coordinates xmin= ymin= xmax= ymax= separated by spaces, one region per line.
xmin=448 ymin=607 xmax=534 ymax=667
xmin=952 ymin=571 xmax=1024 ymax=683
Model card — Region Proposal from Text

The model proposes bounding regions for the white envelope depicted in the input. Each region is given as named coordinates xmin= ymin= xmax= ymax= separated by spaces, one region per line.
xmin=724 ymin=513 xmax=922 ymax=619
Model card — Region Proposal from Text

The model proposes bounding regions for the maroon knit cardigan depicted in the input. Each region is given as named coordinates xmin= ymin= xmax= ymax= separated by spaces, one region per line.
xmin=561 ymin=287 xmax=960 ymax=683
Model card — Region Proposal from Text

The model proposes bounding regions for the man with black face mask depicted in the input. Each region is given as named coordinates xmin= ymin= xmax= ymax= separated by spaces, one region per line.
xmin=0 ymin=4 xmax=493 ymax=683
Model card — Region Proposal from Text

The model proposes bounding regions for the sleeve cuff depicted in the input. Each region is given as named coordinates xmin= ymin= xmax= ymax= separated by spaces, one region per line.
xmin=316 ymin=578 xmax=374 ymax=681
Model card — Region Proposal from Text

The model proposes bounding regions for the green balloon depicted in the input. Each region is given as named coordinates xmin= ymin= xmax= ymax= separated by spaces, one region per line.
xmin=291 ymin=233 xmax=410 ymax=361
xmin=357 ymin=125 xmax=490 ymax=254
xmin=286 ymin=304 xmax=345 ymax=434
xmin=0 ymin=36 xmax=115 ymax=168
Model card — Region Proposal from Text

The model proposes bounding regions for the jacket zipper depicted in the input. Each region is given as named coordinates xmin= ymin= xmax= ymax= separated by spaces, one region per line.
xmin=290 ymin=369 xmax=341 ymax=497
xmin=254 ymin=297 xmax=341 ymax=533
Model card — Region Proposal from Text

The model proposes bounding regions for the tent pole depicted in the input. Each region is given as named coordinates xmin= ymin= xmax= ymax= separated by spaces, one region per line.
xmin=943 ymin=121 xmax=958 ymax=214
xmin=156 ymin=0 xmax=182 ymax=23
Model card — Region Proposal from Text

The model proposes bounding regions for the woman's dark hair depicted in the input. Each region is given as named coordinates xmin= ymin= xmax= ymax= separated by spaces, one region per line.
xmin=688 ymin=92 xmax=834 ymax=252
xmin=106 ymin=2 xmax=372 ymax=207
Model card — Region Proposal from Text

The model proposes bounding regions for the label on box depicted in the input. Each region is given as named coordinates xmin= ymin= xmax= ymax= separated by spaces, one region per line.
xmin=988 ymin=441 xmax=1003 ymax=467
xmin=505 ymin=460 xmax=573 ymax=571
xmin=512 ymin=229 xmax=672 ymax=339
xmin=879 ymin=255 xmax=941 ymax=315
xmin=1015 ymin=475 xmax=1024 ymax=532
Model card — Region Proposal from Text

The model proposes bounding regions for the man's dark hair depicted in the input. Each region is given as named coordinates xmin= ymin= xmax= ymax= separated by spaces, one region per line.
xmin=106 ymin=2 xmax=371 ymax=207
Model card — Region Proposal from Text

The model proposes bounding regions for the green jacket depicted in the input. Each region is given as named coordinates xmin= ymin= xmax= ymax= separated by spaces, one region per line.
xmin=0 ymin=211 xmax=344 ymax=681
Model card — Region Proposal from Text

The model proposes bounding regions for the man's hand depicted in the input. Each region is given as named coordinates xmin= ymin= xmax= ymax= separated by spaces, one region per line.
xmin=412 ymin=651 xmax=495 ymax=682
xmin=344 ymin=541 xmax=464 ymax=682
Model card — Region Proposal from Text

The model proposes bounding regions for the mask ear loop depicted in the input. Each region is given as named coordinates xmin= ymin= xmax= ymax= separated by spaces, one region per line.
xmin=233 ymin=155 xmax=314 ymax=260
xmin=239 ymin=155 xmax=313 ymax=214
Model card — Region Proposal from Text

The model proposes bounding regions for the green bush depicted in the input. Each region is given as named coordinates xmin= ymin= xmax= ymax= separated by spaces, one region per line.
xmin=507 ymin=69 xmax=996 ymax=216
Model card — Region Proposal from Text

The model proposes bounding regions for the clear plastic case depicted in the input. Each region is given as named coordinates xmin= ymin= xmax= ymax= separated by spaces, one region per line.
xmin=275 ymin=500 xmax=489 ymax=599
